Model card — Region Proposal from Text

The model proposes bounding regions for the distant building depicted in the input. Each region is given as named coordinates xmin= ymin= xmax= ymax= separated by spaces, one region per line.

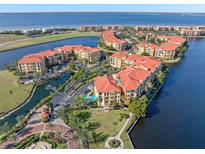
xmin=156 ymin=42 xmax=178 ymax=59
xmin=18 ymin=45 xmax=101 ymax=74
xmin=102 ymin=30 xmax=130 ymax=51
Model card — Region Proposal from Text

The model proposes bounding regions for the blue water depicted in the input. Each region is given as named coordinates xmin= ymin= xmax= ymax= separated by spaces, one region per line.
xmin=1 ymin=13 xmax=205 ymax=148
xmin=0 ymin=36 xmax=99 ymax=70
xmin=0 ymin=36 xmax=99 ymax=127
xmin=0 ymin=13 xmax=205 ymax=30
xmin=129 ymin=39 xmax=205 ymax=149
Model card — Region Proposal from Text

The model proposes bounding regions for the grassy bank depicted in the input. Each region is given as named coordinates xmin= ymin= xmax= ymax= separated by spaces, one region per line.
xmin=0 ymin=70 xmax=33 ymax=115
xmin=89 ymin=109 xmax=129 ymax=149
xmin=120 ymin=115 xmax=135 ymax=149
xmin=0 ymin=31 xmax=101 ymax=52
xmin=0 ymin=34 xmax=28 ymax=44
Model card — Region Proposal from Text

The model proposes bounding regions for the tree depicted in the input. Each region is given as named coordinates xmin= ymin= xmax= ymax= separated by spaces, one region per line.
xmin=141 ymin=52 xmax=150 ymax=56
xmin=0 ymin=122 xmax=9 ymax=134
xmin=16 ymin=115 xmax=25 ymax=124
xmin=68 ymin=62 xmax=75 ymax=71
xmin=156 ymin=70 xmax=166 ymax=84
xmin=73 ymin=96 xmax=87 ymax=109
xmin=148 ymin=37 xmax=156 ymax=43
xmin=128 ymin=95 xmax=149 ymax=117
xmin=55 ymin=104 xmax=72 ymax=123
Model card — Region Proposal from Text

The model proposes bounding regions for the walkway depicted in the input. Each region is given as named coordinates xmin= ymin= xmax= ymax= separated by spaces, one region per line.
xmin=105 ymin=112 xmax=132 ymax=149
xmin=0 ymin=123 xmax=80 ymax=149
xmin=117 ymin=112 xmax=132 ymax=138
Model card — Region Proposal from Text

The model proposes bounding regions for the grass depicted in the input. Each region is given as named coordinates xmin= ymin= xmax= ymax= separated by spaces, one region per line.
xmin=120 ymin=115 xmax=135 ymax=149
xmin=0 ymin=34 xmax=28 ymax=44
xmin=88 ymin=109 xmax=129 ymax=149
xmin=0 ymin=31 xmax=101 ymax=52
xmin=0 ymin=70 xmax=33 ymax=116
xmin=56 ymin=143 xmax=67 ymax=149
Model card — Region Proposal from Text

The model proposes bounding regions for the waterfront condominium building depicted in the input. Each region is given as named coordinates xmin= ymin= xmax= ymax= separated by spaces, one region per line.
xmin=35 ymin=50 xmax=64 ymax=66
xmin=109 ymin=52 xmax=129 ymax=68
xmin=155 ymin=42 xmax=178 ymax=59
xmin=77 ymin=47 xmax=101 ymax=63
xmin=156 ymin=35 xmax=186 ymax=47
xmin=17 ymin=54 xmax=46 ymax=74
xmin=94 ymin=54 xmax=162 ymax=107
xmin=116 ymin=66 xmax=153 ymax=105
xmin=94 ymin=76 xmax=121 ymax=107
xmin=109 ymin=52 xmax=162 ymax=72
xmin=102 ymin=30 xmax=130 ymax=51
xmin=55 ymin=45 xmax=101 ymax=63
xmin=134 ymin=35 xmax=186 ymax=59
xmin=17 ymin=50 xmax=64 ymax=73
xmin=18 ymin=45 xmax=102 ymax=74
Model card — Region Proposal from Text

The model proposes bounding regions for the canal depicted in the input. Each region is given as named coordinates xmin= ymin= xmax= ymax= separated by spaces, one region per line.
xmin=0 ymin=36 xmax=99 ymax=70
xmin=0 ymin=36 xmax=99 ymax=126
xmin=129 ymin=39 xmax=205 ymax=148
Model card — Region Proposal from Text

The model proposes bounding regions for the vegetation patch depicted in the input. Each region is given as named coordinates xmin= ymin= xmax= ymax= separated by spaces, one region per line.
xmin=0 ymin=70 xmax=33 ymax=116
xmin=108 ymin=138 xmax=121 ymax=148
xmin=0 ymin=34 xmax=27 ymax=44
xmin=15 ymin=132 xmax=67 ymax=149
xmin=0 ymin=31 xmax=100 ymax=52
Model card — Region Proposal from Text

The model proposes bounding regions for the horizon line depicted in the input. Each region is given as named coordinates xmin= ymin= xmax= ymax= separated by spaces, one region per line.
xmin=1 ymin=11 xmax=205 ymax=14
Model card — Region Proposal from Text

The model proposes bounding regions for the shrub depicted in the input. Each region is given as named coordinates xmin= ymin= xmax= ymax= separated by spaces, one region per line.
xmin=108 ymin=139 xmax=121 ymax=148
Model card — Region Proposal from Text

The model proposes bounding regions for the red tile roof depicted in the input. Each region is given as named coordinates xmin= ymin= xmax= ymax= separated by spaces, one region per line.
xmin=136 ymin=32 xmax=146 ymax=36
xmin=157 ymin=35 xmax=186 ymax=44
xmin=83 ymin=47 xmax=100 ymax=54
xmin=117 ymin=67 xmax=151 ymax=91
xmin=168 ymin=37 xmax=186 ymax=44
xmin=55 ymin=45 xmax=89 ymax=53
xmin=125 ymin=54 xmax=143 ymax=62
xmin=35 ymin=50 xmax=62 ymax=58
xmin=94 ymin=76 xmax=121 ymax=93
xmin=18 ymin=45 xmax=100 ymax=64
xmin=136 ymin=43 xmax=148 ymax=49
xmin=160 ymin=42 xmax=178 ymax=51
xmin=148 ymin=44 xmax=159 ymax=50
xmin=18 ymin=54 xmax=43 ymax=64
xmin=18 ymin=50 xmax=62 ymax=64
xmin=111 ymin=52 xmax=128 ymax=59
xmin=136 ymin=56 xmax=161 ymax=72
xmin=103 ymin=30 xmax=126 ymax=45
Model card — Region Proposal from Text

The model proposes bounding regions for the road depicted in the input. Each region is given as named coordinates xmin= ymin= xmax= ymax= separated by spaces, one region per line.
xmin=53 ymin=60 xmax=106 ymax=107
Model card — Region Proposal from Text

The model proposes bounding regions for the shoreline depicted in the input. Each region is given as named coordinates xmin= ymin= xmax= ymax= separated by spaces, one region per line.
xmin=127 ymin=70 xmax=168 ymax=149
xmin=0 ymin=34 xmax=100 ymax=53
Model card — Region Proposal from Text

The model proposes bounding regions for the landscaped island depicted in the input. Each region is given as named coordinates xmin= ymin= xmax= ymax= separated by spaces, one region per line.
xmin=0 ymin=31 xmax=100 ymax=52
xmin=0 ymin=70 xmax=33 ymax=116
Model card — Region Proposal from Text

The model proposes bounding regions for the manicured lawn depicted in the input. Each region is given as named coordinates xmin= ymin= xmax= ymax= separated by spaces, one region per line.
xmin=120 ymin=115 xmax=135 ymax=149
xmin=0 ymin=34 xmax=28 ymax=44
xmin=89 ymin=109 xmax=129 ymax=149
xmin=0 ymin=31 xmax=101 ymax=52
xmin=0 ymin=70 xmax=33 ymax=116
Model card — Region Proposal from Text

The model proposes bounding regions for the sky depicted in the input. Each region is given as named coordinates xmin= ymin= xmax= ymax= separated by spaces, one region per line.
xmin=0 ymin=4 xmax=205 ymax=13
